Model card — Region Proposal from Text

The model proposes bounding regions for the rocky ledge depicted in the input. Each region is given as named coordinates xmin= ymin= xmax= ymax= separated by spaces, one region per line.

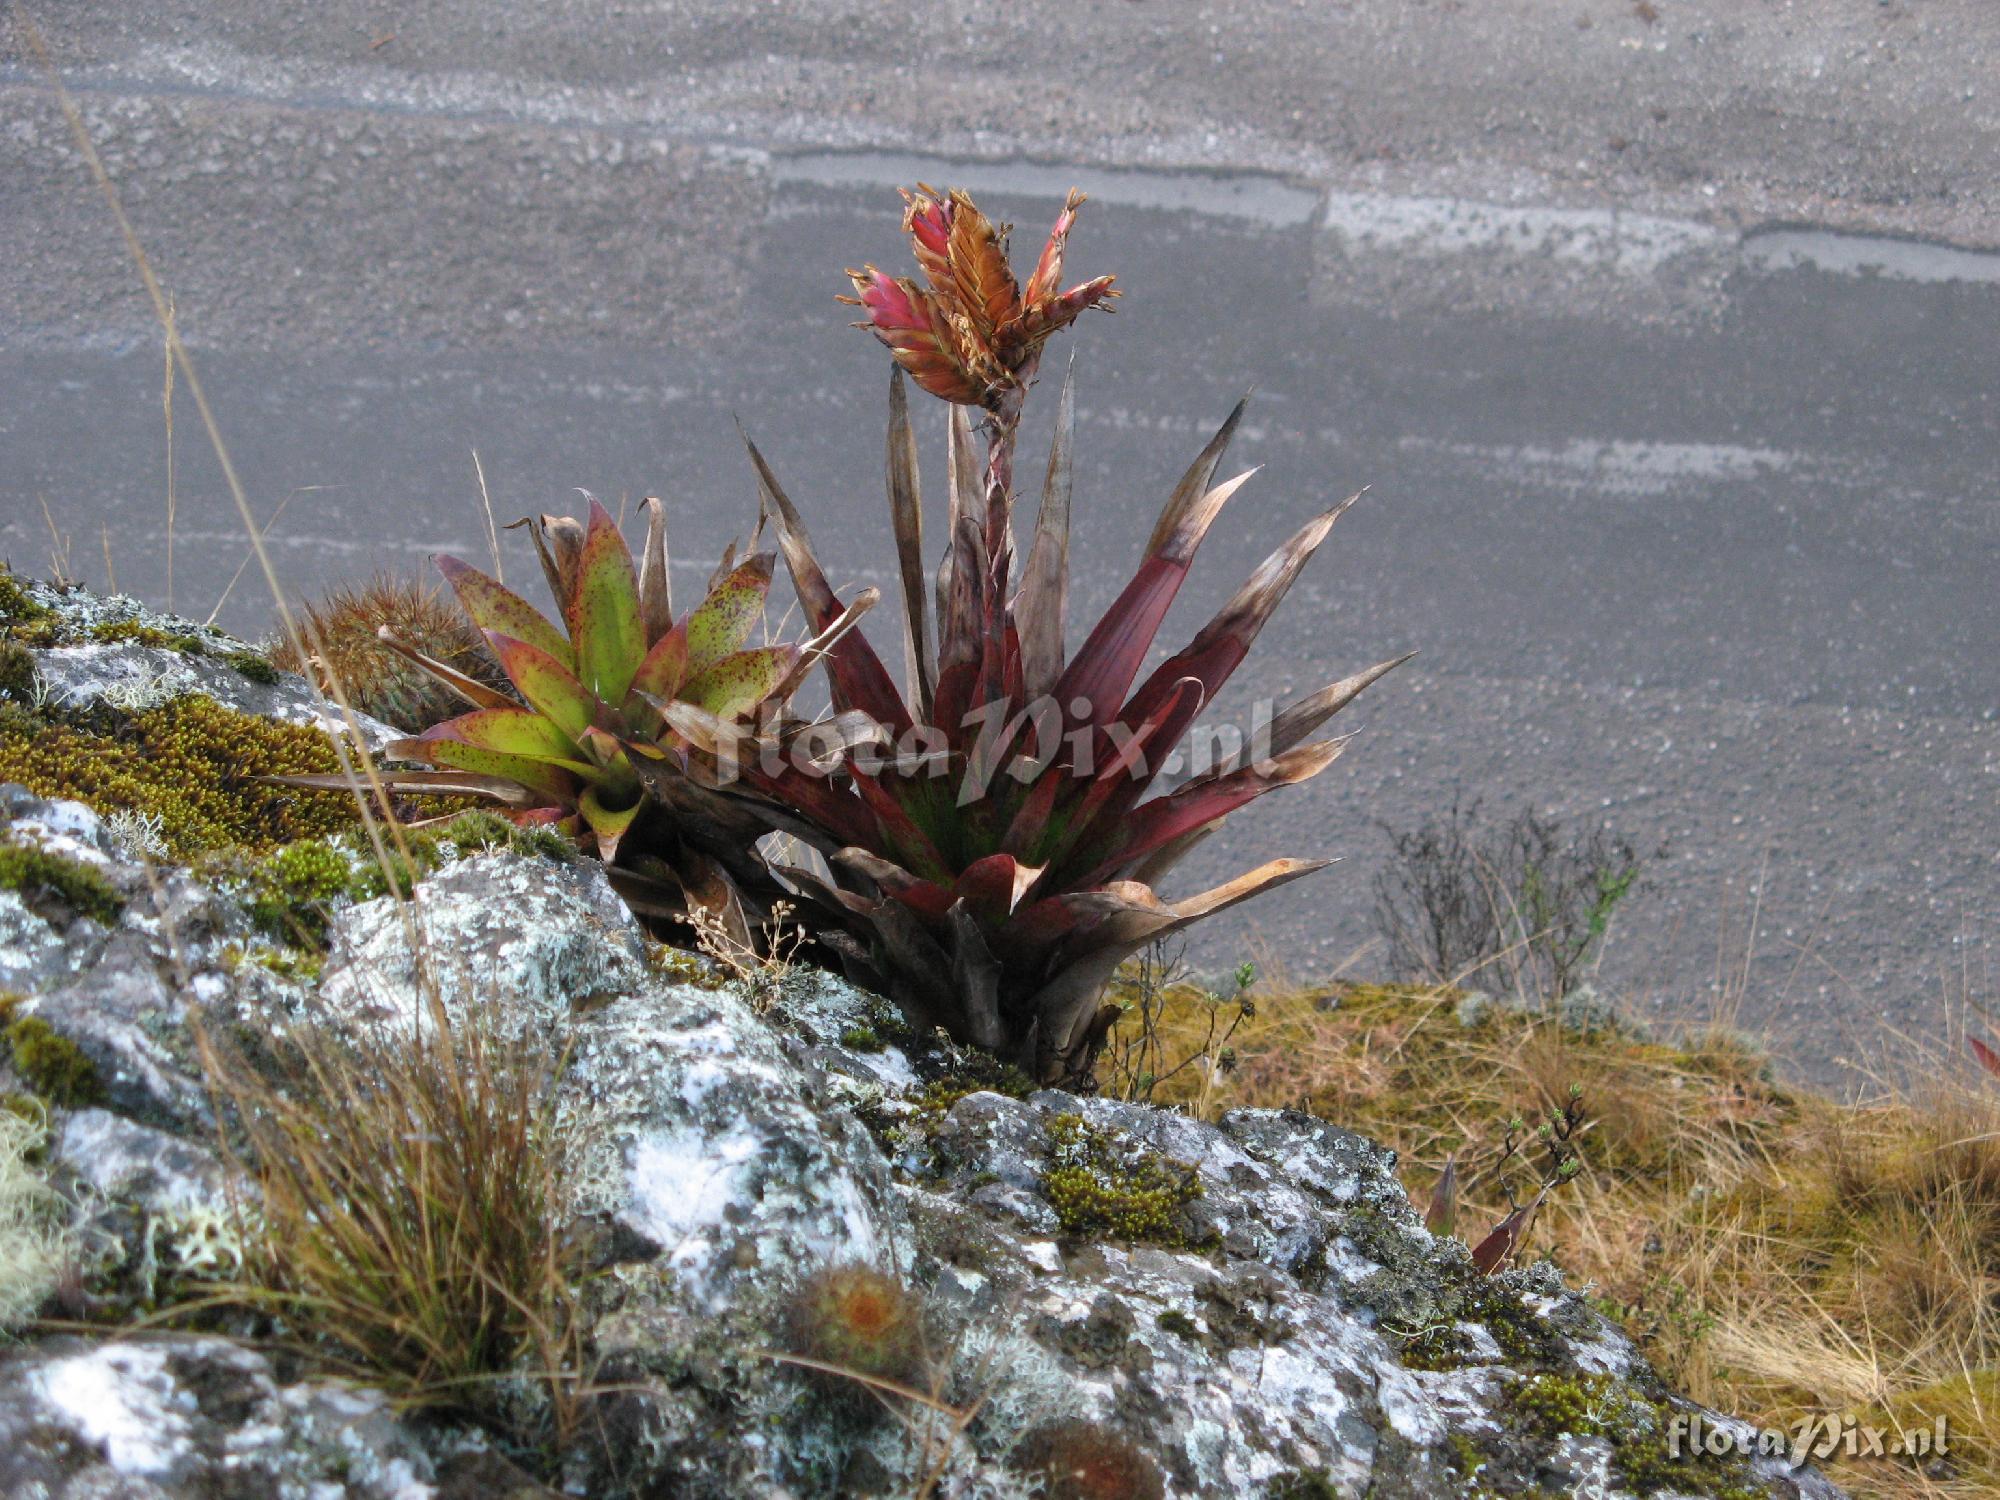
xmin=0 ymin=608 xmax=1840 ymax=1497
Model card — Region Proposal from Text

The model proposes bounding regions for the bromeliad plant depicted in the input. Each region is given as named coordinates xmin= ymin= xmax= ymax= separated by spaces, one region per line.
xmin=675 ymin=185 xmax=1410 ymax=1084
xmin=292 ymin=497 xmax=874 ymax=929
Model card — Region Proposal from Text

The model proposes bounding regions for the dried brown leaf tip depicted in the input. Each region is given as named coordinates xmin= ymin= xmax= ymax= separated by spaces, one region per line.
xmin=842 ymin=185 xmax=1118 ymax=410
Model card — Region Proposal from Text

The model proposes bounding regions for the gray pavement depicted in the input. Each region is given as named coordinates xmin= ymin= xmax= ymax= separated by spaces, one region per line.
xmin=3 ymin=2 xmax=1997 ymax=1085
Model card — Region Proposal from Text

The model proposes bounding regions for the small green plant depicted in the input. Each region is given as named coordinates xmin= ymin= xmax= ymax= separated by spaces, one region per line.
xmin=243 ymin=839 xmax=356 ymax=947
xmin=1468 ymin=1085 xmax=1589 ymax=1275
xmin=0 ymin=640 xmax=35 ymax=701
xmin=1042 ymin=1113 xmax=1207 ymax=1246
xmin=0 ymin=567 xmax=52 ymax=627
xmin=296 ymin=501 xmax=873 ymax=940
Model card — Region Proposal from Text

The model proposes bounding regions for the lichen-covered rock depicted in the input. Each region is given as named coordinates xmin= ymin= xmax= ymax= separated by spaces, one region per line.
xmin=0 ymin=1336 xmax=538 ymax=1499
xmin=0 ymin=640 xmax=1843 ymax=1499
xmin=0 ymin=574 xmax=398 ymax=748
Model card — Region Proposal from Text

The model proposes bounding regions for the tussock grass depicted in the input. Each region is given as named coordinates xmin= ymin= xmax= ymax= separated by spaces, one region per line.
xmin=198 ymin=992 xmax=589 ymax=1449
xmin=1109 ymin=975 xmax=1999 ymax=1498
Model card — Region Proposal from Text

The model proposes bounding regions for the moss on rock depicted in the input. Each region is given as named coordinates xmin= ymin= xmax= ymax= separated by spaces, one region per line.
xmin=5 ymin=1016 xmax=101 ymax=1106
xmin=0 ymin=695 xmax=363 ymax=857
xmin=0 ymin=839 xmax=125 ymax=926
xmin=1042 ymin=1113 xmax=1209 ymax=1248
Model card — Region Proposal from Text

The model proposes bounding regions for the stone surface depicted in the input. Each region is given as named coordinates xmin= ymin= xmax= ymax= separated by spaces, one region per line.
xmin=0 ymin=1337 xmax=441 ymax=1499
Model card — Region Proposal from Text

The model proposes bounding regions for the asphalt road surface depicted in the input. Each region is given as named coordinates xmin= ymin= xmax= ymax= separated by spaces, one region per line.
xmin=4 ymin=3 xmax=1997 ymax=1086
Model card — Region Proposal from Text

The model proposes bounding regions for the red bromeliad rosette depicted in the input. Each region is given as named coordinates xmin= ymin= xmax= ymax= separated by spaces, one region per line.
xmin=682 ymin=186 xmax=1411 ymax=1084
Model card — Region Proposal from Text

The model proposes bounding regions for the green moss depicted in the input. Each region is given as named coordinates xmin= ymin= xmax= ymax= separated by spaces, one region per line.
xmin=909 ymin=1058 xmax=1034 ymax=1115
xmin=1042 ymin=1113 xmax=1209 ymax=1247
xmin=0 ymin=568 xmax=50 ymax=627
xmin=650 ymin=945 xmax=727 ymax=989
xmin=5 ymin=1017 xmax=101 ymax=1106
xmin=0 ymin=694 xmax=366 ymax=857
xmin=223 ymin=650 xmax=280 ymax=684
xmin=0 ymin=640 xmax=35 ymax=702
xmin=1395 ymin=1317 xmax=1474 ymax=1371
xmin=1155 ymin=1307 xmax=1199 ymax=1340
xmin=346 ymin=831 xmax=442 ymax=903
xmin=246 ymin=839 xmax=358 ymax=947
xmin=0 ymin=840 xmax=125 ymax=925
xmin=88 ymin=619 xmax=206 ymax=654
xmin=1514 ymin=1373 xmax=1763 ymax=1500
xmin=508 ymin=824 xmax=575 ymax=861
xmin=839 ymin=1026 xmax=884 ymax=1053
xmin=1444 ymin=1429 xmax=1491 ymax=1486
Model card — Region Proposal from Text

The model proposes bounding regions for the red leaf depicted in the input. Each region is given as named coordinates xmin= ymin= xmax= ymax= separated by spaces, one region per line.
xmin=1972 ymin=1035 xmax=2000 ymax=1080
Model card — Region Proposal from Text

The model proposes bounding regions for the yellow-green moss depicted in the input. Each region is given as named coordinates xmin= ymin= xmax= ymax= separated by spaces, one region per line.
xmin=87 ymin=619 xmax=206 ymax=653
xmin=1042 ymin=1113 xmax=1208 ymax=1247
xmin=0 ymin=640 xmax=35 ymax=701
xmin=0 ymin=569 xmax=50 ymax=627
xmin=1514 ymin=1373 xmax=1763 ymax=1500
xmin=5 ymin=1017 xmax=101 ymax=1107
xmin=0 ymin=840 xmax=125 ymax=926
xmin=0 ymin=695 xmax=362 ymax=857
xmin=245 ymin=839 xmax=357 ymax=947
xmin=223 ymin=649 xmax=280 ymax=685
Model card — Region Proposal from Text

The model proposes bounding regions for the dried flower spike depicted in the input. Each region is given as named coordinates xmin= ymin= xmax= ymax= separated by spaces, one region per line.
xmin=842 ymin=185 xmax=1118 ymax=410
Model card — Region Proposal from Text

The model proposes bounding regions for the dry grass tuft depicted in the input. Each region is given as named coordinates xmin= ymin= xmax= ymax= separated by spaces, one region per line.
xmin=197 ymin=991 xmax=589 ymax=1449
xmin=1109 ymin=973 xmax=1999 ymax=1498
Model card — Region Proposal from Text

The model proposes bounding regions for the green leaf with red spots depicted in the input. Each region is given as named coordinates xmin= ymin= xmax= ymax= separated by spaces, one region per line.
xmin=436 ymin=555 xmax=573 ymax=669
xmin=483 ymin=631 xmax=599 ymax=743
xmin=568 ymin=498 xmax=647 ymax=705
xmin=443 ymin=707 xmax=580 ymax=762
xmin=680 ymin=645 xmax=797 ymax=721
xmin=683 ymin=553 xmax=774 ymax=676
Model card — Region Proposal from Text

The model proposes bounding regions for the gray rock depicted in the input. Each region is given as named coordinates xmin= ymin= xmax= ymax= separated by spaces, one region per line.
xmin=0 ymin=1337 xmax=439 ymax=1499
xmin=29 ymin=936 xmax=208 ymax=1129
xmin=56 ymin=1109 xmax=229 ymax=1221
xmin=318 ymin=851 xmax=647 ymax=1037
xmin=6 ymin=577 xmax=399 ymax=749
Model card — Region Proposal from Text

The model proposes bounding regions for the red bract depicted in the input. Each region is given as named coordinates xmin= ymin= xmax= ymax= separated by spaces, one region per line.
xmin=709 ymin=185 xmax=1408 ymax=1084
xmin=843 ymin=185 xmax=1118 ymax=411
